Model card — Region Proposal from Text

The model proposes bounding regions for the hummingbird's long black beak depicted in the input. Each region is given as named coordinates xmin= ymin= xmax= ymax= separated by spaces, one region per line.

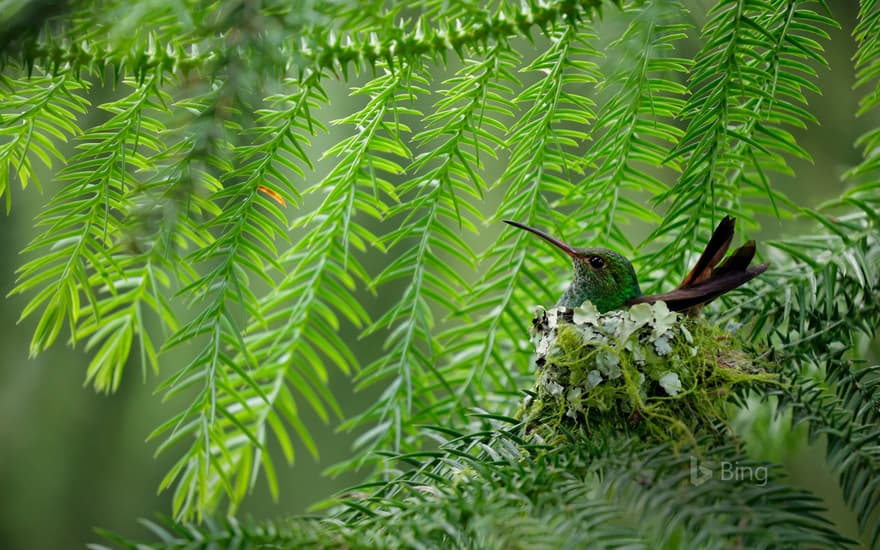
xmin=503 ymin=220 xmax=580 ymax=258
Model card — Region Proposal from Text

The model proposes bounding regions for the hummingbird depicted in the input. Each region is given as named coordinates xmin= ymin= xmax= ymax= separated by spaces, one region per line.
xmin=504 ymin=216 xmax=768 ymax=314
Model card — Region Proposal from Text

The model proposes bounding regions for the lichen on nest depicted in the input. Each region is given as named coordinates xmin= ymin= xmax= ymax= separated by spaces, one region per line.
xmin=518 ymin=301 xmax=772 ymax=442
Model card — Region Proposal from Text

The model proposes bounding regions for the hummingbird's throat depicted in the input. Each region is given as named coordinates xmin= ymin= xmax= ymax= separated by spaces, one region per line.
xmin=557 ymin=281 xmax=627 ymax=313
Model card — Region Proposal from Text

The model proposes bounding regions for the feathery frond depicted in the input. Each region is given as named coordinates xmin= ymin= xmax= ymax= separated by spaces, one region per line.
xmin=450 ymin=25 xmax=603 ymax=428
xmin=12 ymin=78 xmax=171 ymax=388
xmin=340 ymin=47 xmax=519 ymax=466
xmin=0 ymin=72 xmax=88 ymax=210
xmin=647 ymin=0 xmax=835 ymax=282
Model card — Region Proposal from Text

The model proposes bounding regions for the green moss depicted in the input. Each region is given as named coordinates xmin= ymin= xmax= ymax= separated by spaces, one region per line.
xmin=519 ymin=302 xmax=773 ymax=445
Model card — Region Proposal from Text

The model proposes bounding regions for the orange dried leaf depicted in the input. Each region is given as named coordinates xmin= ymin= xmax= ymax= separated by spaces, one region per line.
xmin=258 ymin=185 xmax=286 ymax=206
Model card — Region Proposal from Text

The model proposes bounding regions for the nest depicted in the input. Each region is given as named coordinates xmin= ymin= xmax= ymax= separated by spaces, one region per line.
xmin=519 ymin=301 xmax=771 ymax=441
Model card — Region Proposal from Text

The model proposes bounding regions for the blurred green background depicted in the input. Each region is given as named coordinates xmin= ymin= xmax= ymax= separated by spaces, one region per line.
xmin=0 ymin=3 xmax=877 ymax=548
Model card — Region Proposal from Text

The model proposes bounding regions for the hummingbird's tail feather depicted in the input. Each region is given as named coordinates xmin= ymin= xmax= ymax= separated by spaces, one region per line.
xmin=627 ymin=262 xmax=768 ymax=312
xmin=714 ymin=240 xmax=756 ymax=275
xmin=678 ymin=215 xmax=736 ymax=289
xmin=632 ymin=216 xmax=768 ymax=313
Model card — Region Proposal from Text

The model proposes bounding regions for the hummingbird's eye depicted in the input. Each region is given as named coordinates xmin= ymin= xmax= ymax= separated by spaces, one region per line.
xmin=588 ymin=256 xmax=605 ymax=269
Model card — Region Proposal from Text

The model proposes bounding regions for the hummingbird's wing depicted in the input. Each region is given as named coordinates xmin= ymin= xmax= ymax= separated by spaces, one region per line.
xmin=626 ymin=262 xmax=768 ymax=312
xmin=678 ymin=215 xmax=736 ymax=289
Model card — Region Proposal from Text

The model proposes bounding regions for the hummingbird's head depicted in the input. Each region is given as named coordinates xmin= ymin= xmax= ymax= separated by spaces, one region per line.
xmin=504 ymin=220 xmax=642 ymax=312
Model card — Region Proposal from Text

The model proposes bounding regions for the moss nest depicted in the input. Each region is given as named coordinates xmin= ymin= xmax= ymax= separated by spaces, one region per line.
xmin=518 ymin=301 xmax=772 ymax=442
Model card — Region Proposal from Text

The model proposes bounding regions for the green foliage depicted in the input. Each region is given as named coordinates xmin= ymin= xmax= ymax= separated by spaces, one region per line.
xmin=94 ymin=419 xmax=852 ymax=549
xmin=1 ymin=0 xmax=879 ymax=546
xmin=645 ymin=0 xmax=836 ymax=279
xmin=564 ymin=1 xmax=689 ymax=252
xmin=0 ymin=72 xmax=87 ymax=210
xmin=10 ymin=78 xmax=175 ymax=385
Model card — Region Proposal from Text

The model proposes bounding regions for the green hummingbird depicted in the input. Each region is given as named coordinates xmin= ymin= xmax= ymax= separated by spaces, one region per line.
xmin=504 ymin=216 xmax=768 ymax=313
